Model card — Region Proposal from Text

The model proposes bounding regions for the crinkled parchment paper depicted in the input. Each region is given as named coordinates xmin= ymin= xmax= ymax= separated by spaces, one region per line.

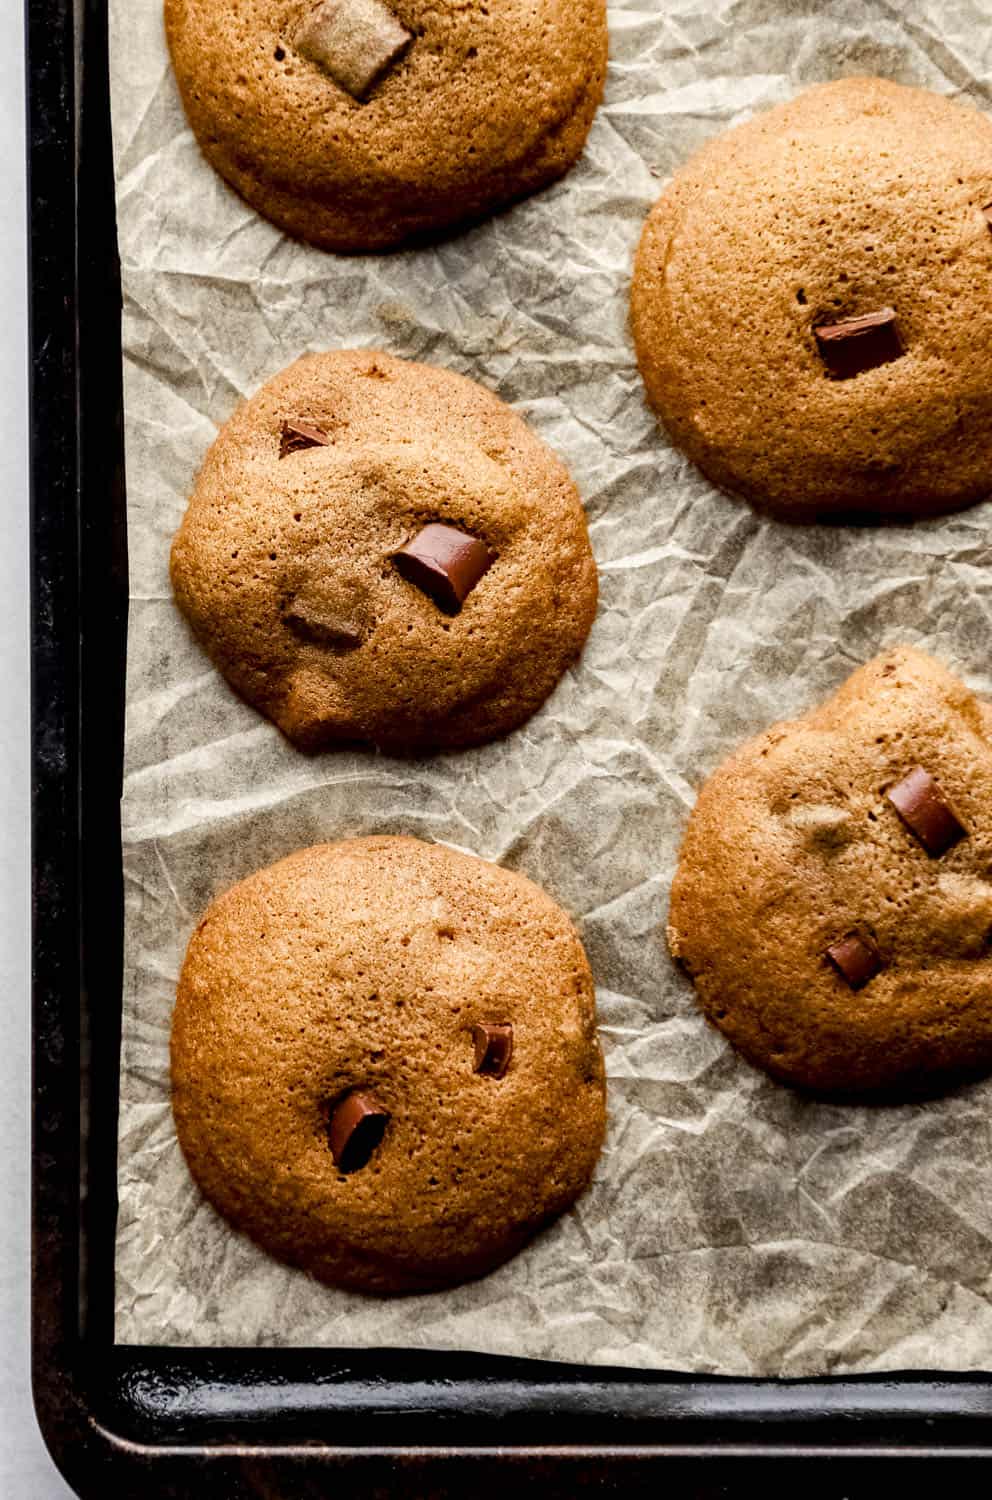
xmin=112 ymin=0 xmax=992 ymax=1372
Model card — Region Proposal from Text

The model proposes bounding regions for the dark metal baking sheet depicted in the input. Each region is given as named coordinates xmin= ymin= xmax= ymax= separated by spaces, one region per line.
xmin=27 ymin=0 xmax=992 ymax=1489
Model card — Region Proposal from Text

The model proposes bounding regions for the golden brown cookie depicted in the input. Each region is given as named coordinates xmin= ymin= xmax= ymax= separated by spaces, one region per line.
xmin=170 ymin=349 xmax=598 ymax=754
xmin=631 ymin=78 xmax=992 ymax=521
xmin=668 ymin=647 xmax=992 ymax=1095
xmin=171 ymin=836 xmax=607 ymax=1294
xmin=165 ymin=0 xmax=608 ymax=251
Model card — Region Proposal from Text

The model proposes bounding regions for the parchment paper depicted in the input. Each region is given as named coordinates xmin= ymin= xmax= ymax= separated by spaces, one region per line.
xmin=111 ymin=0 xmax=992 ymax=1373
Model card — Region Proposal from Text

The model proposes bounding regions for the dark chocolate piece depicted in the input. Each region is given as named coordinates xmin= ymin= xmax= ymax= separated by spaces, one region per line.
xmin=814 ymin=307 xmax=904 ymax=378
xmin=280 ymin=419 xmax=331 ymax=458
xmin=393 ymin=523 xmax=494 ymax=614
xmin=887 ymin=766 xmax=966 ymax=856
xmin=295 ymin=0 xmax=411 ymax=101
xmin=983 ymin=202 xmax=992 ymax=229
xmin=826 ymin=930 xmax=882 ymax=990
xmin=472 ymin=1022 xmax=513 ymax=1078
xmin=327 ymin=1090 xmax=389 ymax=1172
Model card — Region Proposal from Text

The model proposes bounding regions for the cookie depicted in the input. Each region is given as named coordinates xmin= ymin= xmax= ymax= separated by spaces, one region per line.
xmin=631 ymin=78 xmax=992 ymax=521
xmin=171 ymin=836 xmax=607 ymax=1293
xmin=668 ymin=647 xmax=992 ymax=1095
xmin=170 ymin=349 xmax=597 ymax=754
xmin=165 ymin=0 xmax=607 ymax=251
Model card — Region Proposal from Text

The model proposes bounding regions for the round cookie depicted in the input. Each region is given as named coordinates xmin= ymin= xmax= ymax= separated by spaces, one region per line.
xmin=668 ymin=647 xmax=992 ymax=1095
xmin=632 ymin=78 xmax=992 ymax=521
xmin=171 ymin=836 xmax=607 ymax=1293
xmin=170 ymin=350 xmax=598 ymax=754
xmin=165 ymin=0 xmax=607 ymax=252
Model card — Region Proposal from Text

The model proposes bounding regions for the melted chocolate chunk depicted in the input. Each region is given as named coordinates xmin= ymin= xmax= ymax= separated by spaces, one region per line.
xmin=826 ymin=930 xmax=882 ymax=990
xmin=327 ymin=1090 xmax=390 ymax=1172
xmin=393 ymin=523 xmax=494 ymax=614
xmin=279 ymin=419 xmax=331 ymax=458
xmin=814 ymin=307 xmax=904 ymax=378
xmin=887 ymin=766 xmax=966 ymax=856
xmin=472 ymin=1022 xmax=513 ymax=1078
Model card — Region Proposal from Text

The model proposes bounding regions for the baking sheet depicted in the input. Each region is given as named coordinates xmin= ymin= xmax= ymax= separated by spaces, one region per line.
xmin=112 ymin=0 xmax=992 ymax=1373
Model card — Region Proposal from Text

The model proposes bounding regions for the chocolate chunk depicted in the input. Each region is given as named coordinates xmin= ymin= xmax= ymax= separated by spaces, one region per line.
xmin=280 ymin=419 xmax=331 ymax=458
xmin=887 ymin=766 xmax=966 ymax=856
xmin=295 ymin=0 xmax=411 ymax=101
xmin=472 ymin=1022 xmax=513 ymax=1078
xmin=983 ymin=202 xmax=992 ymax=230
xmin=814 ymin=307 xmax=904 ymax=378
xmin=826 ymin=930 xmax=881 ymax=990
xmin=327 ymin=1090 xmax=390 ymax=1172
xmin=393 ymin=523 xmax=494 ymax=614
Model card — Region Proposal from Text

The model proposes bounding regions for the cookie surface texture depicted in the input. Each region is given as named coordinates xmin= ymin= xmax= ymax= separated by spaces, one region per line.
xmin=171 ymin=836 xmax=607 ymax=1293
xmin=668 ymin=647 xmax=992 ymax=1095
xmin=165 ymin=0 xmax=608 ymax=250
xmin=170 ymin=349 xmax=598 ymax=754
xmin=631 ymin=77 xmax=992 ymax=521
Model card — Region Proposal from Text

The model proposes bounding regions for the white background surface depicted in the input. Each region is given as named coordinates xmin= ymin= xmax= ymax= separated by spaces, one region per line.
xmin=0 ymin=0 xmax=75 ymax=1492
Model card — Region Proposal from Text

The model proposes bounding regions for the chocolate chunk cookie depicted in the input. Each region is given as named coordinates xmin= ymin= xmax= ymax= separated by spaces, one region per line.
xmin=668 ymin=647 xmax=992 ymax=1095
xmin=165 ymin=0 xmax=607 ymax=251
xmin=171 ymin=836 xmax=607 ymax=1294
xmin=632 ymin=78 xmax=992 ymax=521
xmin=170 ymin=350 xmax=597 ymax=754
